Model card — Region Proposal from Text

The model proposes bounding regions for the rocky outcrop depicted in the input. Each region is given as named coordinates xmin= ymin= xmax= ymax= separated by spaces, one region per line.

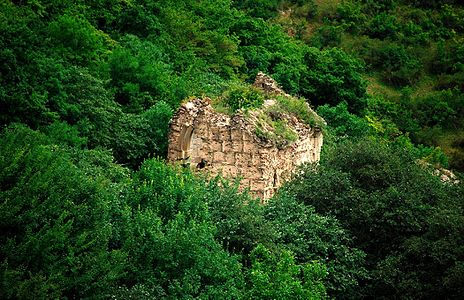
xmin=433 ymin=167 xmax=460 ymax=184
xmin=167 ymin=75 xmax=324 ymax=202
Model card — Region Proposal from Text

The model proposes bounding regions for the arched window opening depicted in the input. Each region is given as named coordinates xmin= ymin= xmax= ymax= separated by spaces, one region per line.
xmin=179 ymin=126 xmax=194 ymax=162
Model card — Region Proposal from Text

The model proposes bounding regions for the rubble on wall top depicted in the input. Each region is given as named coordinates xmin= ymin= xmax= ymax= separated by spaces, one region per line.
xmin=253 ymin=72 xmax=290 ymax=96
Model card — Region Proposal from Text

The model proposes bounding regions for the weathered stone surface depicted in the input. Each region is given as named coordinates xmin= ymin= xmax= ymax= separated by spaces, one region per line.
xmin=167 ymin=76 xmax=324 ymax=202
xmin=253 ymin=72 xmax=290 ymax=96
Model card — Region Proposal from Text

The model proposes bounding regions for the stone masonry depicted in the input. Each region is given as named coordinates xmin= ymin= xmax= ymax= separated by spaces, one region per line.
xmin=167 ymin=73 xmax=324 ymax=202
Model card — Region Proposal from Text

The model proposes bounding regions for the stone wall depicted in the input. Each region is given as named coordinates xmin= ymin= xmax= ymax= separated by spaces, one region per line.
xmin=167 ymin=97 xmax=323 ymax=202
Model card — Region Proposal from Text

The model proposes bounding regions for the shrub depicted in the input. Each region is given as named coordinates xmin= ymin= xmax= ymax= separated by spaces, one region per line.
xmin=369 ymin=43 xmax=422 ymax=86
xmin=254 ymin=112 xmax=298 ymax=148
xmin=275 ymin=95 xmax=325 ymax=127
xmin=432 ymin=38 xmax=464 ymax=76
xmin=221 ymin=82 xmax=265 ymax=112
xmin=311 ymin=25 xmax=342 ymax=48
xmin=335 ymin=1 xmax=366 ymax=33
xmin=366 ymin=13 xmax=399 ymax=39
xmin=265 ymin=192 xmax=367 ymax=298
xmin=412 ymin=89 xmax=463 ymax=129
xmin=361 ymin=0 xmax=398 ymax=14
xmin=111 ymin=101 xmax=173 ymax=169
xmin=232 ymin=0 xmax=279 ymax=19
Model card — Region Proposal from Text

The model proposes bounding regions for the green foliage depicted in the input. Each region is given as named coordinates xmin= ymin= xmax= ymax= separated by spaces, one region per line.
xmin=0 ymin=125 xmax=128 ymax=299
xmin=411 ymin=0 xmax=460 ymax=9
xmin=432 ymin=38 xmax=464 ymax=88
xmin=199 ymin=174 xmax=366 ymax=299
xmin=42 ymin=121 xmax=88 ymax=148
xmin=275 ymin=95 xmax=324 ymax=126
xmin=108 ymin=35 xmax=173 ymax=112
xmin=221 ymin=82 xmax=265 ymax=112
xmin=110 ymin=101 xmax=173 ymax=169
xmin=273 ymin=119 xmax=299 ymax=143
xmin=0 ymin=6 xmax=57 ymax=127
xmin=265 ymin=192 xmax=367 ymax=298
xmin=364 ymin=42 xmax=422 ymax=86
xmin=2 ymin=0 xmax=464 ymax=298
xmin=122 ymin=159 xmax=346 ymax=298
xmin=158 ymin=0 xmax=244 ymax=78
xmin=286 ymin=138 xmax=464 ymax=298
xmin=361 ymin=0 xmax=398 ymax=14
xmin=317 ymin=102 xmax=371 ymax=139
xmin=111 ymin=0 xmax=162 ymax=38
xmin=203 ymin=177 xmax=275 ymax=255
xmin=245 ymin=245 xmax=327 ymax=299
xmin=122 ymin=160 xmax=244 ymax=298
xmin=301 ymin=47 xmax=368 ymax=113
xmin=365 ymin=94 xmax=420 ymax=134
xmin=231 ymin=16 xmax=309 ymax=90
xmin=412 ymin=89 xmax=463 ymax=129
xmin=334 ymin=1 xmax=365 ymax=33
xmin=290 ymin=0 xmax=318 ymax=19
xmin=366 ymin=13 xmax=399 ymax=39
xmin=233 ymin=0 xmax=280 ymax=19
xmin=271 ymin=41 xmax=308 ymax=94
xmin=311 ymin=24 xmax=343 ymax=48
xmin=254 ymin=111 xmax=298 ymax=149
xmin=48 ymin=14 xmax=109 ymax=65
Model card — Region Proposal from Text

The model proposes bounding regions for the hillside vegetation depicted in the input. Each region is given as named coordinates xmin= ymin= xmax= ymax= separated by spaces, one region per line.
xmin=1 ymin=0 xmax=463 ymax=299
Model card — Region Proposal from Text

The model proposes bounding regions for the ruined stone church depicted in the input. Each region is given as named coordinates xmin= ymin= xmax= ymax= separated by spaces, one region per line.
xmin=167 ymin=73 xmax=324 ymax=201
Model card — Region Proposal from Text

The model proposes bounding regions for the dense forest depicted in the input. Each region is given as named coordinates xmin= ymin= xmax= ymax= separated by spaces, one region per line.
xmin=1 ymin=0 xmax=463 ymax=298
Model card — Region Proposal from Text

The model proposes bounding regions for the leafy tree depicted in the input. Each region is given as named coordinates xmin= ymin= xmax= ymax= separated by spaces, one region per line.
xmin=301 ymin=47 xmax=368 ymax=113
xmin=286 ymin=137 xmax=464 ymax=298
xmin=311 ymin=25 xmax=343 ymax=48
xmin=411 ymin=0 xmax=460 ymax=9
xmin=0 ymin=125 xmax=128 ymax=299
xmin=188 ymin=172 xmax=366 ymax=299
xmin=362 ymin=42 xmax=422 ymax=86
xmin=265 ymin=192 xmax=367 ymax=298
xmin=412 ymin=89 xmax=462 ymax=129
xmin=48 ymin=14 xmax=109 ymax=66
xmin=203 ymin=177 xmax=275 ymax=255
xmin=245 ymin=245 xmax=327 ymax=299
xmin=334 ymin=1 xmax=366 ymax=33
xmin=361 ymin=0 xmax=398 ymax=14
xmin=120 ymin=159 xmax=245 ymax=298
xmin=232 ymin=0 xmax=280 ymax=19
xmin=108 ymin=35 xmax=173 ymax=112
xmin=121 ymin=159 xmax=337 ymax=299
xmin=193 ymin=171 xmax=367 ymax=299
xmin=317 ymin=102 xmax=371 ymax=139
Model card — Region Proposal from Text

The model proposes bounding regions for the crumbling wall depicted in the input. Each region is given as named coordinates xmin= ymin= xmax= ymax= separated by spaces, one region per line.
xmin=167 ymin=97 xmax=323 ymax=201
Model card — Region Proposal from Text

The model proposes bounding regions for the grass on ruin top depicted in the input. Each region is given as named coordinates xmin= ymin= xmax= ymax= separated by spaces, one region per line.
xmin=211 ymin=82 xmax=324 ymax=127
xmin=272 ymin=95 xmax=325 ymax=128
xmin=210 ymin=82 xmax=325 ymax=148
xmin=254 ymin=110 xmax=299 ymax=149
